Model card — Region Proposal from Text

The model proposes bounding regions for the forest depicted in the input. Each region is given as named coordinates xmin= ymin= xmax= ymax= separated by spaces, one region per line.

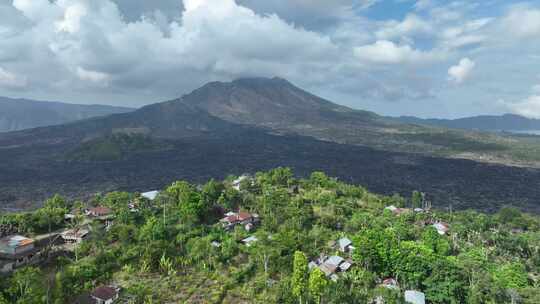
xmin=0 ymin=168 xmax=538 ymax=303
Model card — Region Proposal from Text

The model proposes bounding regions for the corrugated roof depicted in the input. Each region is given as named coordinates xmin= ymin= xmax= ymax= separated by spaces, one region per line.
xmin=141 ymin=190 xmax=159 ymax=200
xmin=326 ymin=255 xmax=344 ymax=266
xmin=0 ymin=235 xmax=34 ymax=249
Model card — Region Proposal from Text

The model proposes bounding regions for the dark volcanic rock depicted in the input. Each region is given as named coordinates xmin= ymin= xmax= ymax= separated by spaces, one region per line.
xmin=0 ymin=130 xmax=539 ymax=213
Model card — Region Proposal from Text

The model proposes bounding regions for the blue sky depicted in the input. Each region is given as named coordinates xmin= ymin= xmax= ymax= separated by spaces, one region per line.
xmin=0 ymin=0 xmax=539 ymax=118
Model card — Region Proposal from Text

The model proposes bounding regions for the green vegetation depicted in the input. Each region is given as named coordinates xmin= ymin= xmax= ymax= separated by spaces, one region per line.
xmin=67 ymin=133 xmax=169 ymax=161
xmin=0 ymin=168 xmax=539 ymax=303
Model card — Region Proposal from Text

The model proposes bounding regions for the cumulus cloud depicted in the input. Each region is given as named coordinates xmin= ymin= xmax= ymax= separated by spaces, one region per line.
xmin=5 ymin=0 xmax=339 ymax=101
xmin=508 ymin=95 xmax=540 ymax=119
xmin=354 ymin=40 xmax=437 ymax=64
xmin=0 ymin=0 xmax=537 ymax=118
xmin=448 ymin=58 xmax=475 ymax=84
xmin=0 ymin=67 xmax=27 ymax=88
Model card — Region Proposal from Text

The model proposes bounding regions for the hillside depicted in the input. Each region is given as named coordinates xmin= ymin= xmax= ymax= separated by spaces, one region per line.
xmin=0 ymin=169 xmax=538 ymax=303
xmin=1 ymin=78 xmax=540 ymax=213
xmin=397 ymin=114 xmax=540 ymax=133
xmin=3 ymin=78 xmax=539 ymax=164
xmin=0 ymin=96 xmax=133 ymax=132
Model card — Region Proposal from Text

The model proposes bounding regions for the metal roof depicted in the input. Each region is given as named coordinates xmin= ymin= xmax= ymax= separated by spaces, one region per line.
xmin=0 ymin=235 xmax=34 ymax=249
xmin=141 ymin=190 xmax=159 ymax=200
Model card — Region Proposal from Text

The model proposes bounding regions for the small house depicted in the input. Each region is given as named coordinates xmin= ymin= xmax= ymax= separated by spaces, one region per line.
xmin=141 ymin=190 xmax=160 ymax=201
xmin=381 ymin=277 xmax=399 ymax=289
xmin=385 ymin=205 xmax=410 ymax=215
xmin=0 ymin=235 xmax=41 ymax=273
xmin=86 ymin=206 xmax=113 ymax=218
xmin=338 ymin=237 xmax=354 ymax=253
xmin=310 ymin=255 xmax=353 ymax=279
xmin=232 ymin=175 xmax=251 ymax=191
xmin=432 ymin=222 xmax=450 ymax=235
xmin=220 ymin=211 xmax=260 ymax=231
xmin=91 ymin=286 xmax=120 ymax=304
xmin=61 ymin=228 xmax=89 ymax=244
xmin=241 ymin=236 xmax=258 ymax=247
xmin=405 ymin=290 xmax=425 ymax=304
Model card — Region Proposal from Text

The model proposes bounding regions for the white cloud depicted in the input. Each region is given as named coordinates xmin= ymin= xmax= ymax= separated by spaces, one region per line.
xmin=501 ymin=5 xmax=540 ymax=38
xmin=0 ymin=67 xmax=27 ymax=88
xmin=354 ymin=40 xmax=436 ymax=64
xmin=508 ymin=95 xmax=540 ymax=119
xmin=532 ymin=84 xmax=540 ymax=94
xmin=55 ymin=3 xmax=87 ymax=34
xmin=448 ymin=58 xmax=475 ymax=84
xmin=76 ymin=67 xmax=110 ymax=84
xmin=376 ymin=14 xmax=432 ymax=40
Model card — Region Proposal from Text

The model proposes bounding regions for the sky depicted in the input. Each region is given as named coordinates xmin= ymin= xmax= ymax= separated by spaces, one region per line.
xmin=0 ymin=0 xmax=539 ymax=118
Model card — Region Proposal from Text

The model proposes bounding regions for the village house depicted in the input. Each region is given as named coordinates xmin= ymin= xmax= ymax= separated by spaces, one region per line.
xmin=432 ymin=222 xmax=450 ymax=235
xmin=232 ymin=175 xmax=251 ymax=191
xmin=309 ymin=254 xmax=353 ymax=281
xmin=61 ymin=228 xmax=90 ymax=244
xmin=405 ymin=290 xmax=426 ymax=304
xmin=220 ymin=211 xmax=260 ymax=231
xmin=241 ymin=236 xmax=258 ymax=247
xmin=381 ymin=277 xmax=399 ymax=289
xmin=0 ymin=235 xmax=42 ymax=273
xmin=91 ymin=286 xmax=120 ymax=304
xmin=75 ymin=285 xmax=120 ymax=304
xmin=141 ymin=190 xmax=160 ymax=201
xmin=384 ymin=205 xmax=411 ymax=215
xmin=337 ymin=237 xmax=355 ymax=253
xmin=86 ymin=206 xmax=113 ymax=218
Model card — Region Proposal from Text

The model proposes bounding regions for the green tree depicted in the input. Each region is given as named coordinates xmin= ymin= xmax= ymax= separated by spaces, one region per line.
xmin=424 ymin=257 xmax=467 ymax=304
xmin=167 ymin=181 xmax=205 ymax=222
xmin=411 ymin=191 xmax=422 ymax=209
xmin=8 ymin=267 xmax=46 ymax=304
xmin=395 ymin=241 xmax=435 ymax=289
xmin=292 ymin=251 xmax=309 ymax=304
xmin=309 ymin=268 xmax=327 ymax=304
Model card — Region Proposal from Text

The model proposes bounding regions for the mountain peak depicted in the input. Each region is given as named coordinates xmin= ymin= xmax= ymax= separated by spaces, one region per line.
xmin=232 ymin=76 xmax=291 ymax=86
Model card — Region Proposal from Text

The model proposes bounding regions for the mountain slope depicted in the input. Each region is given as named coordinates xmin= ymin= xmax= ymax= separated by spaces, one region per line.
xmin=1 ymin=77 xmax=540 ymax=212
xmin=0 ymin=97 xmax=133 ymax=132
xmin=397 ymin=114 xmax=540 ymax=132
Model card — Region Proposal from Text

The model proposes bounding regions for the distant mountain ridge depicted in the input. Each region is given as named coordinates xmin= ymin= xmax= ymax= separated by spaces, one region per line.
xmin=397 ymin=114 xmax=540 ymax=132
xmin=0 ymin=96 xmax=134 ymax=132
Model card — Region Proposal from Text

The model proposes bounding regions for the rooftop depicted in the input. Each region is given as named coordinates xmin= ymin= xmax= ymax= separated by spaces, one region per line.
xmin=91 ymin=286 xmax=118 ymax=300
xmin=141 ymin=190 xmax=159 ymax=200
xmin=0 ymin=235 xmax=34 ymax=249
